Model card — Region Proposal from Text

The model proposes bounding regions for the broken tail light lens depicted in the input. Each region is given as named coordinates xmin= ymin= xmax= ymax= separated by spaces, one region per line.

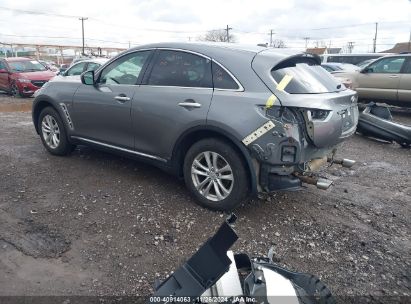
xmin=308 ymin=109 xmax=330 ymax=121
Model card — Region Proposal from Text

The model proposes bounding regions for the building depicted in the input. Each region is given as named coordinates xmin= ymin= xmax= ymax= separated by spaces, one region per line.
xmin=305 ymin=47 xmax=341 ymax=55
xmin=381 ymin=42 xmax=411 ymax=53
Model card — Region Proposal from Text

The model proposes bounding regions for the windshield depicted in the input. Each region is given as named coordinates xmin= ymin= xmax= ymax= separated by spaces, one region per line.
xmin=8 ymin=60 xmax=47 ymax=73
xmin=271 ymin=63 xmax=345 ymax=94
xmin=357 ymin=59 xmax=376 ymax=69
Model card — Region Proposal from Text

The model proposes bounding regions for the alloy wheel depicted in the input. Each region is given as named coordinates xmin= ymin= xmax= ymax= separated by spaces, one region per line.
xmin=11 ymin=83 xmax=19 ymax=97
xmin=191 ymin=151 xmax=234 ymax=202
xmin=41 ymin=114 xmax=60 ymax=149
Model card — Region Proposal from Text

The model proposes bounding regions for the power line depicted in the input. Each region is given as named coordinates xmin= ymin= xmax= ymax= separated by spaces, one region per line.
xmin=0 ymin=6 xmax=81 ymax=19
xmin=0 ymin=33 xmax=131 ymax=45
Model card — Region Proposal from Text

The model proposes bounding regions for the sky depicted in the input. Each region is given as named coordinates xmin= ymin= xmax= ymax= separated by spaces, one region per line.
xmin=0 ymin=0 xmax=410 ymax=53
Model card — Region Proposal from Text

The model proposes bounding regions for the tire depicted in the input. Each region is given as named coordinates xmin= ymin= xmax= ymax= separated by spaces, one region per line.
xmin=10 ymin=82 xmax=23 ymax=98
xmin=183 ymin=138 xmax=249 ymax=211
xmin=38 ymin=107 xmax=73 ymax=156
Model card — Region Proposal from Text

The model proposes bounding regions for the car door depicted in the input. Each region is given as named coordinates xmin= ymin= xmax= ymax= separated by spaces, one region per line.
xmin=132 ymin=49 xmax=213 ymax=159
xmin=398 ymin=58 xmax=411 ymax=104
xmin=0 ymin=60 xmax=9 ymax=90
xmin=71 ymin=50 xmax=153 ymax=149
xmin=356 ymin=56 xmax=405 ymax=101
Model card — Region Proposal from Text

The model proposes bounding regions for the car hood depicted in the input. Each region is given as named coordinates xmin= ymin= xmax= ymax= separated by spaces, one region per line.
xmin=15 ymin=70 xmax=56 ymax=81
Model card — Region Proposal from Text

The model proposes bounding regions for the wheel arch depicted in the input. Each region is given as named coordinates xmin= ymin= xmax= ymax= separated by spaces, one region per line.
xmin=32 ymin=97 xmax=59 ymax=134
xmin=171 ymin=125 xmax=258 ymax=195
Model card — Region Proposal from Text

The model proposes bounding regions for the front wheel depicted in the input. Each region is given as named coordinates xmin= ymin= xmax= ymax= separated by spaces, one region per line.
xmin=183 ymin=138 xmax=249 ymax=211
xmin=38 ymin=107 xmax=73 ymax=155
xmin=10 ymin=82 xmax=23 ymax=98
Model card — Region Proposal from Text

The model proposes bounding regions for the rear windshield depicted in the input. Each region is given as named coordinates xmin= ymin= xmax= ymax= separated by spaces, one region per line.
xmin=271 ymin=63 xmax=345 ymax=94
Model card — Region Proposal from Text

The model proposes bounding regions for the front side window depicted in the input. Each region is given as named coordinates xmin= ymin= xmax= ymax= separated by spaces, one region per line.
xmin=86 ymin=62 xmax=101 ymax=71
xmin=271 ymin=63 xmax=345 ymax=94
xmin=368 ymin=57 xmax=405 ymax=74
xmin=212 ymin=62 xmax=239 ymax=90
xmin=66 ymin=62 xmax=86 ymax=76
xmin=147 ymin=50 xmax=212 ymax=88
xmin=8 ymin=60 xmax=46 ymax=72
xmin=100 ymin=51 xmax=151 ymax=85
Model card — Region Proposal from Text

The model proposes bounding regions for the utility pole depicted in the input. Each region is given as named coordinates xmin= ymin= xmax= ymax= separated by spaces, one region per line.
xmin=303 ymin=37 xmax=310 ymax=49
xmin=225 ymin=25 xmax=232 ymax=43
xmin=373 ymin=22 xmax=378 ymax=53
xmin=269 ymin=29 xmax=275 ymax=47
xmin=347 ymin=41 xmax=355 ymax=53
xmin=79 ymin=17 xmax=88 ymax=56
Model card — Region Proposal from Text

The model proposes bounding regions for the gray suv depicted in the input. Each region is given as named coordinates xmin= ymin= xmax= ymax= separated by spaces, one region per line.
xmin=32 ymin=43 xmax=358 ymax=211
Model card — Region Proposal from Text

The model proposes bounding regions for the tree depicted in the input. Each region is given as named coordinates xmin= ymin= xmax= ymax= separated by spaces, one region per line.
xmin=199 ymin=29 xmax=236 ymax=43
xmin=272 ymin=39 xmax=286 ymax=48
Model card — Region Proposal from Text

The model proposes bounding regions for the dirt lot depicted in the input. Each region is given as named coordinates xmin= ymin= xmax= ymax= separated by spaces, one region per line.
xmin=0 ymin=93 xmax=410 ymax=301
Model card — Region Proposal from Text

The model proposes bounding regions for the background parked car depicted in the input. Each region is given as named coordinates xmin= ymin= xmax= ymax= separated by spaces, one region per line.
xmin=59 ymin=64 xmax=69 ymax=75
xmin=38 ymin=60 xmax=59 ymax=74
xmin=333 ymin=54 xmax=411 ymax=106
xmin=59 ymin=58 xmax=108 ymax=77
xmin=320 ymin=53 xmax=391 ymax=65
xmin=0 ymin=57 xmax=56 ymax=97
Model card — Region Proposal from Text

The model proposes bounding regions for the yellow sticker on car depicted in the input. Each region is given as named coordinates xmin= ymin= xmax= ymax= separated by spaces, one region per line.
xmin=265 ymin=94 xmax=277 ymax=109
xmin=276 ymin=74 xmax=293 ymax=91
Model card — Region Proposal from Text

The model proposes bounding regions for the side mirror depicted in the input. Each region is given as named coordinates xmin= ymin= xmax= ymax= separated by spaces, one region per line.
xmin=0 ymin=69 xmax=8 ymax=73
xmin=361 ymin=67 xmax=373 ymax=73
xmin=81 ymin=70 xmax=95 ymax=85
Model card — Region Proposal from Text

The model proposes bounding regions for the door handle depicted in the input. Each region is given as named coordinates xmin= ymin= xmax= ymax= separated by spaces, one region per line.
xmin=114 ymin=95 xmax=131 ymax=102
xmin=178 ymin=99 xmax=201 ymax=108
xmin=388 ymin=75 xmax=399 ymax=78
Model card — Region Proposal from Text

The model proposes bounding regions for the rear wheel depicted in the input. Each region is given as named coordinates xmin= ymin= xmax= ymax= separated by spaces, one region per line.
xmin=183 ymin=138 xmax=249 ymax=211
xmin=38 ymin=107 xmax=73 ymax=155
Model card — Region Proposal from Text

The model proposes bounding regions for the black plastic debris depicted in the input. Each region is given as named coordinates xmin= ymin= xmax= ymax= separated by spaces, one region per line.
xmin=357 ymin=103 xmax=411 ymax=148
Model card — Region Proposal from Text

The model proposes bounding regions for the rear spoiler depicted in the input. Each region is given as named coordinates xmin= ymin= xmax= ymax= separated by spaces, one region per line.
xmin=272 ymin=53 xmax=321 ymax=71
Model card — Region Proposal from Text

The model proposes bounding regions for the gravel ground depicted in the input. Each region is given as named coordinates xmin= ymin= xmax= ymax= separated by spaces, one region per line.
xmin=0 ymin=93 xmax=410 ymax=302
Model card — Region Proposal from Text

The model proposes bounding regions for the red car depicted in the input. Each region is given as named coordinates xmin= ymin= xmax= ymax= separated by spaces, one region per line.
xmin=0 ymin=57 xmax=56 ymax=97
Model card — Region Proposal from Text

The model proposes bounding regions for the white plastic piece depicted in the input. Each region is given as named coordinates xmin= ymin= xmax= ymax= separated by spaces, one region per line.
xmin=262 ymin=267 xmax=299 ymax=304
xmin=202 ymin=251 xmax=243 ymax=297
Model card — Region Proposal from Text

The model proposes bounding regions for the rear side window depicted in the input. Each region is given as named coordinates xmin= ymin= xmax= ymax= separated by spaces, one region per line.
xmin=212 ymin=62 xmax=239 ymax=90
xmin=271 ymin=63 xmax=345 ymax=94
xmin=147 ymin=50 xmax=212 ymax=88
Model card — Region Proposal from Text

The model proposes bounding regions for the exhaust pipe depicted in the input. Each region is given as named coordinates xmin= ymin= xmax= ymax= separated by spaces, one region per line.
xmin=327 ymin=157 xmax=356 ymax=168
xmin=295 ymin=174 xmax=333 ymax=190
xmin=316 ymin=178 xmax=333 ymax=190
